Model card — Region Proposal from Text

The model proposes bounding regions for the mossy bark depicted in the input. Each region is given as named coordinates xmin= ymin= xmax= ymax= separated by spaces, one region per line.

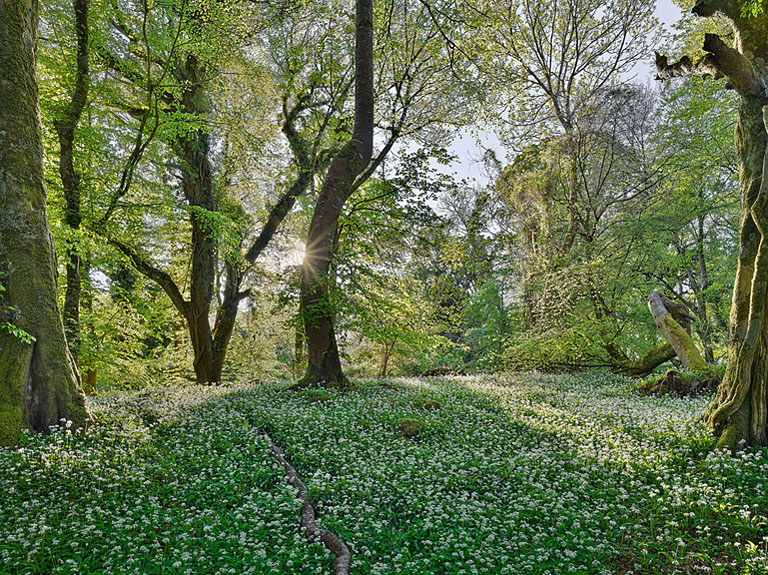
xmin=638 ymin=366 xmax=722 ymax=397
xmin=704 ymin=94 xmax=768 ymax=449
xmin=658 ymin=5 xmax=768 ymax=448
xmin=662 ymin=314 xmax=709 ymax=371
xmin=612 ymin=342 xmax=676 ymax=378
xmin=292 ymin=340 xmax=353 ymax=390
xmin=0 ymin=0 xmax=90 ymax=446
xmin=648 ymin=291 xmax=708 ymax=371
xmin=176 ymin=55 xmax=217 ymax=384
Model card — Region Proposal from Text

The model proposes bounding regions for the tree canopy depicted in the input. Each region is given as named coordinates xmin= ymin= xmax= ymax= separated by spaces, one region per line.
xmin=1 ymin=0 xmax=767 ymax=452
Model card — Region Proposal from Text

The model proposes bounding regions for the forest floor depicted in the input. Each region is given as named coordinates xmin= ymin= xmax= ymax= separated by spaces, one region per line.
xmin=2 ymin=373 xmax=768 ymax=575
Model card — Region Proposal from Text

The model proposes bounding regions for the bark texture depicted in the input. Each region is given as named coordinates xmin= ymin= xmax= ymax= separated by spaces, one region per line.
xmin=54 ymin=0 xmax=90 ymax=362
xmin=176 ymin=55 xmax=217 ymax=384
xmin=647 ymin=291 xmax=708 ymax=371
xmin=611 ymin=342 xmax=677 ymax=378
xmin=297 ymin=0 xmax=374 ymax=388
xmin=657 ymin=2 xmax=768 ymax=449
xmin=0 ymin=0 xmax=90 ymax=446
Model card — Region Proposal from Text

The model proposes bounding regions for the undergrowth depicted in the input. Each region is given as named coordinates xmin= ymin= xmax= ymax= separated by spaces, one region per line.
xmin=1 ymin=373 xmax=766 ymax=574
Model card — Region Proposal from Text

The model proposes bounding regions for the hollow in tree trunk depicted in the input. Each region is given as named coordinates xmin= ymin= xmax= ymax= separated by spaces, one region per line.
xmin=0 ymin=0 xmax=90 ymax=446
xmin=657 ymin=1 xmax=768 ymax=448
xmin=296 ymin=0 xmax=374 ymax=389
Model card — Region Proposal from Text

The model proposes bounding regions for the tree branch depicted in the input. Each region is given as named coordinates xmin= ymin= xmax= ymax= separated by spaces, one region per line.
xmin=655 ymin=34 xmax=760 ymax=95
xmin=108 ymin=237 xmax=190 ymax=317
xmin=243 ymin=106 xmax=314 ymax=266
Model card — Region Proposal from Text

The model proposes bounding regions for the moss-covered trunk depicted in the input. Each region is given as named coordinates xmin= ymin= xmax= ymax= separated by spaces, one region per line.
xmin=648 ymin=291 xmax=708 ymax=371
xmin=612 ymin=342 xmax=676 ymax=378
xmin=656 ymin=3 xmax=768 ymax=448
xmin=703 ymin=97 xmax=768 ymax=449
xmin=0 ymin=0 xmax=90 ymax=446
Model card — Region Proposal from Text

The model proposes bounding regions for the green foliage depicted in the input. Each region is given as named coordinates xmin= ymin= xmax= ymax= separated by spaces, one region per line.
xmin=2 ymin=375 xmax=766 ymax=573
xmin=224 ymin=298 xmax=296 ymax=381
xmin=0 ymin=280 xmax=34 ymax=345
xmin=471 ymin=0 xmax=659 ymax=143
xmin=489 ymin=77 xmax=739 ymax=372
xmin=741 ymin=0 xmax=764 ymax=19
xmin=183 ymin=205 xmax=244 ymax=264
xmin=28 ymin=0 xmax=743 ymax=396
xmin=504 ymin=327 xmax=605 ymax=372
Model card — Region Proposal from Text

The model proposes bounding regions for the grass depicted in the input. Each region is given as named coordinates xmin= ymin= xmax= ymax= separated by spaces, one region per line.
xmin=1 ymin=372 xmax=767 ymax=574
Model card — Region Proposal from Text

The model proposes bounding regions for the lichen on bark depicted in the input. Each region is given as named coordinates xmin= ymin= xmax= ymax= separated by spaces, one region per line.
xmin=0 ymin=0 xmax=90 ymax=446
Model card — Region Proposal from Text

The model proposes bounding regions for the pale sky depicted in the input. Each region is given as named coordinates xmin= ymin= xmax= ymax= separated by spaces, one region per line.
xmin=446 ymin=0 xmax=685 ymax=186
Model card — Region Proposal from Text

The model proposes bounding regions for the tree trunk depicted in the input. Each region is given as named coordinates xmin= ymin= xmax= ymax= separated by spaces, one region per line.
xmin=611 ymin=342 xmax=677 ymax=378
xmin=296 ymin=0 xmax=374 ymax=389
xmin=693 ymin=212 xmax=715 ymax=363
xmin=560 ymin=137 xmax=580 ymax=256
xmin=80 ymin=259 xmax=98 ymax=394
xmin=657 ymin=6 xmax=768 ymax=448
xmin=110 ymin=92 xmax=316 ymax=384
xmin=378 ymin=341 xmax=394 ymax=378
xmin=176 ymin=55 xmax=216 ymax=384
xmin=647 ymin=291 xmax=708 ymax=371
xmin=54 ymin=0 xmax=90 ymax=363
xmin=0 ymin=0 xmax=90 ymax=445
xmin=704 ymin=100 xmax=768 ymax=449
xmin=209 ymin=119 xmax=315 ymax=382
xmin=295 ymin=326 xmax=305 ymax=379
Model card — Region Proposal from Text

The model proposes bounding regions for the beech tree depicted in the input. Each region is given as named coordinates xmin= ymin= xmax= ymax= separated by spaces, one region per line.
xmin=0 ymin=0 xmax=90 ymax=445
xmin=657 ymin=0 xmax=768 ymax=449
xmin=51 ymin=0 xmax=93 ymax=390
xmin=297 ymin=0 xmax=374 ymax=388
xmin=93 ymin=0 xmax=272 ymax=384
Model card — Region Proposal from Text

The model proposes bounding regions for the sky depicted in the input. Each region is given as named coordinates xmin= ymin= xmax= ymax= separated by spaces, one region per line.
xmin=445 ymin=0 xmax=685 ymax=186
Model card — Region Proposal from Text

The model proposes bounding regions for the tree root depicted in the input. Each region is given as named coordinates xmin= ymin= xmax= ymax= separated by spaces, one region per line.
xmin=637 ymin=367 xmax=723 ymax=397
xmin=259 ymin=430 xmax=351 ymax=575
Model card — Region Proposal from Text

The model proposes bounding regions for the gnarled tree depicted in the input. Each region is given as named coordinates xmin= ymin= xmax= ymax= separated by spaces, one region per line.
xmin=647 ymin=291 xmax=708 ymax=371
xmin=657 ymin=0 xmax=768 ymax=448
xmin=0 ymin=0 xmax=90 ymax=445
